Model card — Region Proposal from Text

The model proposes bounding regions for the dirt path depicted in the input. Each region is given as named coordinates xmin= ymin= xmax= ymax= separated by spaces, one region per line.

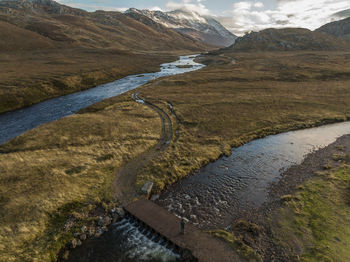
xmin=113 ymin=92 xmax=173 ymax=204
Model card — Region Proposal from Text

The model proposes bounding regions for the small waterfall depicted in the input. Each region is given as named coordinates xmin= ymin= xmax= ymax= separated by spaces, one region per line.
xmin=111 ymin=215 xmax=181 ymax=262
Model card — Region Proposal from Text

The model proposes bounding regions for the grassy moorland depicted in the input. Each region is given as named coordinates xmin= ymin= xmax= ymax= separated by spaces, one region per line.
xmin=1 ymin=51 xmax=350 ymax=260
xmin=0 ymin=49 xmax=178 ymax=114
xmin=136 ymin=51 xmax=350 ymax=191
xmin=0 ymin=95 xmax=162 ymax=261
xmin=0 ymin=0 xmax=210 ymax=114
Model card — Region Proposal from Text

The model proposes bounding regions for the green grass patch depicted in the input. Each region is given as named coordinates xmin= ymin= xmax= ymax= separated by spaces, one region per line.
xmin=274 ymin=165 xmax=350 ymax=262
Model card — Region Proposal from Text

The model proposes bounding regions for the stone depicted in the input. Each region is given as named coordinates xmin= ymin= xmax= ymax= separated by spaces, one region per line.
xmin=88 ymin=227 xmax=96 ymax=237
xmin=141 ymin=181 xmax=153 ymax=198
xmin=116 ymin=207 xmax=125 ymax=217
xmin=97 ymin=216 xmax=104 ymax=227
xmin=112 ymin=213 xmax=120 ymax=224
xmin=80 ymin=233 xmax=87 ymax=241
xmin=76 ymin=239 xmax=82 ymax=246
xmin=71 ymin=238 xmax=78 ymax=249
xmin=95 ymin=229 xmax=103 ymax=238
xmin=81 ymin=225 xmax=87 ymax=233
xmin=150 ymin=194 xmax=160 ymax=201
xmin=104 ymin=216 xmax=111 ymax=226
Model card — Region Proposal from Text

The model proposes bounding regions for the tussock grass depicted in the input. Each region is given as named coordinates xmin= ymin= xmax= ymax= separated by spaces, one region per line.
xmin=1 ymin=51 xmax=350 ymax=260
xmin=210 ymin=229 xmax=261 ymax=261
xmin=0 ymin=96 xmax=161 ymax=261
xmin=0 ymin=49 xmax=177 ymax=114
xmin=136 ymin=51 xmax=350 ymax=191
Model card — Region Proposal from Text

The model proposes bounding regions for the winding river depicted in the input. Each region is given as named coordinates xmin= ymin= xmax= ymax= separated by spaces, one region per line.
xmin=156 ymin=121 xmax=350 ymax=229
xmin=0 ymin=55 xmax=204 ymax=145
xmin=2 ymin=54 xmax=350 ymax=261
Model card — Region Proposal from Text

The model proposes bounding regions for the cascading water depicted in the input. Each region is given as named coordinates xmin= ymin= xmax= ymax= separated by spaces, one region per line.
xmin=66 ymin=215 xmax=181 ymax=262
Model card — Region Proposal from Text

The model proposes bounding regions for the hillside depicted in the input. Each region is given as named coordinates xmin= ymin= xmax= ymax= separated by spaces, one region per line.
xmin=0 ymin=0 xmax=209 ymax=113
xmin=0 ymin=0 xmax=208 ymax=51
xmin=230 ymin=28 xmax=350 ymax=52
xmin=125 ymin=8 xmax=237 ymax=47
xmin=316 ymin=17 xmax=350 ymax=43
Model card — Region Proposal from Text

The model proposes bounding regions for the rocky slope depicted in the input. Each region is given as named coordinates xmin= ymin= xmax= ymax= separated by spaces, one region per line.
xmin=229 ymin=28 xmax=350 ymax=52
xmin=126 ymin=8 xmax=237 ymax=47
xmin=0 ymin=0 xmax=208 ymax=51
xmin=316 ymin=17 xmax=350 ymax=43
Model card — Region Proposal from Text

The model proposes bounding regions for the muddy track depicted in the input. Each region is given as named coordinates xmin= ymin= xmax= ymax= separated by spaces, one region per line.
xmin=113 ymin=92 xmax=173 ymax=204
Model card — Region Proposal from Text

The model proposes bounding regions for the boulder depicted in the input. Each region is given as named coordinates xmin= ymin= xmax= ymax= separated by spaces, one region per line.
xmin=141 ymin=181 xmax=153 ymax=198
xmin=116 ymin=207 xmax=125 ymax=217
xmin=150 ymin=194 xmax=160 ymax=201
xmin=80 ymin=233 xmax=87 ymax=241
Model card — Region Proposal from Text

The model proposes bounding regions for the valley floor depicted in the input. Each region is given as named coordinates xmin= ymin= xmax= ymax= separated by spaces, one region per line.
xmin=1 ymin=51 xmax=350 ymax=261
xmin=0 ymin=48 xmax=179 ymax=114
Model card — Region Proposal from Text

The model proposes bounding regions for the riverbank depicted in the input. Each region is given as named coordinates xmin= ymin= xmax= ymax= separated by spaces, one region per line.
xmin=0 ymin=49 xmax=179 ymax=114
xmin=136 ymin=51 xmax=350 ymax=193
xmin=214 ymin=134 xmax=350 ymax=261
xmin=1 ymin=51 xmax=350 ymax=261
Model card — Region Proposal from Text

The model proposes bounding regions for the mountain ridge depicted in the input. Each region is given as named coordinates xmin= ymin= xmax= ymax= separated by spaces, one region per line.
xmin=228 ymin=27 xmax=350 ymax=52
xmin=0 ymin=0 xmax=209 ymax=51
xmin=125 ymin=8 xmax=237 ymax=47
xmin=316 ymin=17 xmax=350 ymax=43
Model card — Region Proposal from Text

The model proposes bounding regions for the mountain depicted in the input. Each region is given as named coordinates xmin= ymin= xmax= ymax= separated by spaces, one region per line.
xmin=0 ymin=0 xmax=208 ymax=51
xmin=331 ymin=9 xmax=350 ymax=20
xmin=229 ymin=28 xmax=350 ymax=52
xmin=0 ymin=0 xmax=211 ymax=114
xmin=316 ymin=17 xmax=350 ymax=43
xmin=125 ymin=8 xmax=237 ymax=47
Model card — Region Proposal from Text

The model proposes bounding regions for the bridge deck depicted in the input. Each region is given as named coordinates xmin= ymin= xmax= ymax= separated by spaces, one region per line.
xmin=125 ymin=199 xmax=239 ymax=262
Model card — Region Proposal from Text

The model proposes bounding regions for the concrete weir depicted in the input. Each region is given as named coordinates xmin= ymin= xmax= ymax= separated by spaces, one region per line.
xmin=124 ymin=199 xmax=237 ymax=262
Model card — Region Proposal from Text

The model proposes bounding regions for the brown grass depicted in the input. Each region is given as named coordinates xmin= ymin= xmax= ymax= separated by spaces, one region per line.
xmin=0 ymin=95 xmax=161 ymax=261
xmin=1 ymin=51 xmax=350 ymax=260
xmin=136 ymin=51 xmax=350 ymax=191
xmin=0 ymin=49 xmax=179 ymax=114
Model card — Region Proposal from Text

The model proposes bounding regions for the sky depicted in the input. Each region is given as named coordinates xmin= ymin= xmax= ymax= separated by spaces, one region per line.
xmin=57 ymin=0 xmax=350 ymax=35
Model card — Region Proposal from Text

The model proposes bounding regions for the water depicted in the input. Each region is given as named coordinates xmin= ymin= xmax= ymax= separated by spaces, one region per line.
xmin=0 ymin=55 xmax=204 ymax=145
xmin=157 ymin=121 xmax=350 ymax=228
xmin=66 ymin=217 xmax=180 ymax=262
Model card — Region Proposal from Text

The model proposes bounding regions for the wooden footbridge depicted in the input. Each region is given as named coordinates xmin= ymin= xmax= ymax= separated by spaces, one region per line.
xmin=125 ymin=199 xmax=239 ymax=262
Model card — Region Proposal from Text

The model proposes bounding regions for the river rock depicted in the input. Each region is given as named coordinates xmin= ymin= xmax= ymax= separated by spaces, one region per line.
xmin=88 ymin=226 xmax=96 ymax=237
xmin=141 ymin=181 xmax=153 ymax=198
xmin=112 ymin=213 xmax=120 ymax=224
xmin=116 ymin=207 xmax=125 ymax=217
xmin=150 ymin=194 xmax=160 ymax=201
xmin=71 ymin=238 xmax=77 ymax=249
xmin=95 ymin=229 xmax=103 ymax=238
xmin=98 ymin=216 xmax=111 ymax=226
xmin=80 ymin=233 xmax=87 ymax=241
xmin=81 ymin=225 xmax=87 ymax=233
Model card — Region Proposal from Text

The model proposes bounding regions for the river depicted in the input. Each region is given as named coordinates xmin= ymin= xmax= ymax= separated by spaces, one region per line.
xmin=66 ymin=121 xmax=350 ymax=261
xmin=2 ymin=54 xmax=350 ymax=261
xmin=0 ymin=55 xmax=204 ymax=145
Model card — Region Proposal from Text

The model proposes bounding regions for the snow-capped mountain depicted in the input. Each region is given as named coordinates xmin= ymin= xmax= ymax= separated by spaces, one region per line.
xmin=125 ymin=8 xmax=237 ymax=47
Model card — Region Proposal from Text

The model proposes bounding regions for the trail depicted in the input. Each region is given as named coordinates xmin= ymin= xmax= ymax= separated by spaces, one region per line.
xmin=113 ymin=92 xmax=173 ymax=204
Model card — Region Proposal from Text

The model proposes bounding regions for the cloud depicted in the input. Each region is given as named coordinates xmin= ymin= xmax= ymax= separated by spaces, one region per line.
xmin=220 ymin=0 xmax=350 ymax=36
xmin=166 ymin=0 xmax=210 ymax=15
xmin=150 ymin=6 xmax=163 ymax=11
